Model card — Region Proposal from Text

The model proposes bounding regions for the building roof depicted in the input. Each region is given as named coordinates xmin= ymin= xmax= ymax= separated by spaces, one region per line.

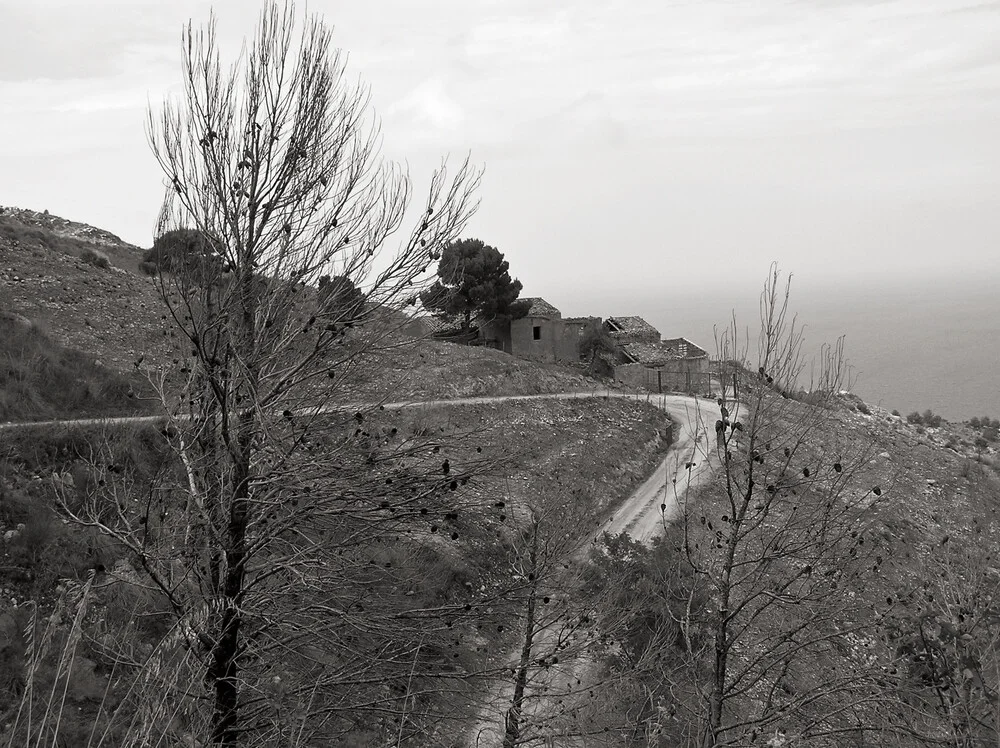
xmin=621 ymin=342 xmax=680 ymax=366
xmin=562 ymin=315 xmax=600 ymax=325
xmin=520 ymin=297 xmax=561 ymax=318
xmin=661 ymin=337 xmax=708 ymax=359
xmin=606 ymin=316 xmax=660 ymax=338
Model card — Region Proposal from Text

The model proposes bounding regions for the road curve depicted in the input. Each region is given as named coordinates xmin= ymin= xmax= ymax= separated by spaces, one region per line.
xmin=461 ymin=393 xmax=722 ymax=748
xmin=0 ymin=390 xmax=720 ymax=544
xmin=1 ymin=389 xmax=721 ymax=748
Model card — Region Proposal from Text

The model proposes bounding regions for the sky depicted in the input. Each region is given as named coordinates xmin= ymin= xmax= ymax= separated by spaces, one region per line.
xmin=2 ymin=0 xmax=999 ymax=311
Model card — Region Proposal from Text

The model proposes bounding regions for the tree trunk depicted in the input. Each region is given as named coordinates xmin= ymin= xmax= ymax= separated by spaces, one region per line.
xmin=209 ymin=270 xmax=258 ymax=745
xmin=504 ymin=529 xmax=540 ymax=748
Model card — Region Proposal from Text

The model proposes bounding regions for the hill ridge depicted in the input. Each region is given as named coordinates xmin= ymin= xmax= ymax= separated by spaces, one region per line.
xmin=0 ymin=205 xmax=139 ymax=251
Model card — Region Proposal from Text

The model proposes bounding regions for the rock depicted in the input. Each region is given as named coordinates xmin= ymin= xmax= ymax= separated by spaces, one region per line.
xmin=879 ymin=452 xmax=891 ymax=459
xmin=927 ymin=479 xmax=937 ymax=486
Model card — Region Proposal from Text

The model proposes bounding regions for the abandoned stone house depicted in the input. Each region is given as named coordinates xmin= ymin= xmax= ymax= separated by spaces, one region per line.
xmin=476 ymin=298 xmax=596 ymax=363
xmin=474 ymin=298 xmax=710 ymax=394
xmin=612 ymin=335 xmax=710 ymax=394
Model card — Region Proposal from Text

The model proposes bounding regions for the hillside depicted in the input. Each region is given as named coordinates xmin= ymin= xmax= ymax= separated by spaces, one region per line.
xmin=0 ymin=208 xmax=172 ymax=373
xmin=5 ymin=207 xmax=999 ymax=745
xmin=578 ymin=393 xmax=1000 ymax=745
xmin=0 ymin=208 xmax=609 ymax=414
xmin=0 ymin=311 xmax=154 ymax=421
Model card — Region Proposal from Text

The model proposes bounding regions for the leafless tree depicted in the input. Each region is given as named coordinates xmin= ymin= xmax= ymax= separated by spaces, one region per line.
xmin=659 ymin=266 xmax=902 ymax=746
xmin=49 ymin=3 xmax=487 ymax=745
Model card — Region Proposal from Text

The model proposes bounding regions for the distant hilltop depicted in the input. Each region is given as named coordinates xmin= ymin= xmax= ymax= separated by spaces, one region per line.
xmin=0 ymin=205 xmax=138 ymax=251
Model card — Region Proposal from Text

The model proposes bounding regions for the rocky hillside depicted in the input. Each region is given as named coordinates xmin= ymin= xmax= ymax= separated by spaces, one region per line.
xmin=0 ymin=208 xmax=172 ymax=373
xmin=0 ymin=208 xmax=615 ymax=421
xmin=0 ymin=207 xmax=136 ymax=251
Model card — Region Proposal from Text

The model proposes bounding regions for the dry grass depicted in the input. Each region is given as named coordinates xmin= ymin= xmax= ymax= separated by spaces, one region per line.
xmin=0 ymin=313 xmax=155 ymax=421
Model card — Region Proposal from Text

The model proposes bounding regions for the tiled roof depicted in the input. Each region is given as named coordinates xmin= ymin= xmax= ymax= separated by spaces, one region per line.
xmin=562 ymin=316 xmax=600 ymax=325
xmin=661 ymin=337 xmax=708 ymax=358
xmin=606 ymin=316 xmax=660 ymax=337
xmin=520 ymin=297 xmax=561 ymax=318
xmin=622 ymin=342 xmax=680 ymax=366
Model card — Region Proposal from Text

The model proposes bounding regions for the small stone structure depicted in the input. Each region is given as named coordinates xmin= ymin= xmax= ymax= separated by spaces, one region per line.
xmin=478 ymin=298 xmax=595 ymax=363
xmin=613 ymin=335 xmax=710 ymax=394
xmin=604 ymin=316 xmax=661 ymax=345
xmin=475 ymin=298 xmax=708 ymax=392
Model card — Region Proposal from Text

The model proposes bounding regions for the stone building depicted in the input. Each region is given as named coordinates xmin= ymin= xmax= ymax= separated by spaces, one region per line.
xmin=477 ymin=298 xmax=592 ymax=363
xmin=601 ymin=315 xmax=710 ymax=394
xmin=475 ymin=299 xmax=709 ymax=392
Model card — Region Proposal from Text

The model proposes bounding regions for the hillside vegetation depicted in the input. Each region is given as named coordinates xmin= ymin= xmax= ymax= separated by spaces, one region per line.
xmin=0 ymin=396 xmax=671 ymax=745
xmin=0 ymin=310 xmax=154 ymax=421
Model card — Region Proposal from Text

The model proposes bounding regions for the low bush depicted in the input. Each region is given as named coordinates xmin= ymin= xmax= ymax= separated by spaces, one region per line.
xmin=907 ymin=408 xmax=944 ymax=427
xmin=79 ymin=248 xmax=110 ymax=269
xmin=856 ymin=402 xmax=871 ymax=415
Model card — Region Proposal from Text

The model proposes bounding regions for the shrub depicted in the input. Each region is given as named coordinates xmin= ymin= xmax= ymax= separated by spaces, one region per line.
xmin=856 ymin=402 xmax=871 ymax=415
xmin=906 ymin=411 xmax=923 ymax=425
xmin=984 ymin=426 xmax=999 ymax=443
xmin=922 ymin=409 xmax=943 ymax=428
xmin=80 ymin=248 xmax=110 ymax=269
xmin=579 ymin=320 xmax=617 ymax=364
xmin=970 ymin=417 xmax=982 ymax=429
xmin=138 ymin=260 xmax=158 ymax=276
xmin=891 ymin=409 xmax=901 ymax=417
xmin=144 ymin=228 xmax=222 ymax=274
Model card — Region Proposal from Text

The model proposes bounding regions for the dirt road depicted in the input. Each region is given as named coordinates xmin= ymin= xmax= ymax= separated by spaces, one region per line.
xmin=1 ymin=390 xmax=720 ymax=748
xmin=467 ymin=393 xmax=722 ymax=748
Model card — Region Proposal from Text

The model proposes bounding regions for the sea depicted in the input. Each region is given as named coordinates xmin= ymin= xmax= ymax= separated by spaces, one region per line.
xmin=563 ymin=274 xmax=999 ymax=422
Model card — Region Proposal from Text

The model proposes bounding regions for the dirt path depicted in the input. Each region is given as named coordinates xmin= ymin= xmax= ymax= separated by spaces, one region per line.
xmin=1 ymin=389 xmax=720 ymax=747
xmin=592 ymin=394 xmax=720 ymax=543
xmin=468 ymin=394 xmax=722 ymax=748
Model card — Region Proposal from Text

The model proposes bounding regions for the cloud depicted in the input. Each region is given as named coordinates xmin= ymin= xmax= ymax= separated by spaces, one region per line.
xmin=461 ymin=13 xmax=570 ymax=60
xmin=387 ymin=78 xmax=465 ymax=133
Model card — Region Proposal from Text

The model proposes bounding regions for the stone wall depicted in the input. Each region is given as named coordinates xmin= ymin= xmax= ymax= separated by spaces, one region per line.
xmin=613 ymin=356 xmax=711 ymax=394
xmin=555 ymin=320 xmax=586 ymax=362
xmin=478 ymin=318 xmax=512 ymax=353
xmin=511 ymin=316 xmax=559 ymax=362
xmin=509 ymin=315 xmax=587 ymax=363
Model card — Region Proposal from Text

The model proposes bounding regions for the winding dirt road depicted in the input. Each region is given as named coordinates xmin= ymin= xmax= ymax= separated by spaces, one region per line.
xmin=1 ymin=389 xmax=720 ymax=748
xmin=463 ymin=393 xmax=722 ymax=748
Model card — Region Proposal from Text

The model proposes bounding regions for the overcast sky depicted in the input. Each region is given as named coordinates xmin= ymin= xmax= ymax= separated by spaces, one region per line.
xmin=2 ymin=0 xmax=998 ymax=303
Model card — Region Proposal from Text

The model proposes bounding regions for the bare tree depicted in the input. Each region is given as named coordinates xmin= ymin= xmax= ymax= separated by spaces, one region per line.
xmin=52 ymin=3 xmax=486 ymax=746
xmin=597 ymin=266 xmax=905 ymax=746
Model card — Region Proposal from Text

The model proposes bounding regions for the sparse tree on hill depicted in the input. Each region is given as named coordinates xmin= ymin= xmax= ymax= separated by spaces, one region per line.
xmin=143 ymin=227 xmax=222 ymax=276
xmin=579 ymin=320 xmax=618 ymax=366
xmin=50 ymin=4 xmax=485 ymax=746
xmin=474 ymin=502 xmax=632 ymax=747
xmin=420 ymin=238 xmax=527 ymax=332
